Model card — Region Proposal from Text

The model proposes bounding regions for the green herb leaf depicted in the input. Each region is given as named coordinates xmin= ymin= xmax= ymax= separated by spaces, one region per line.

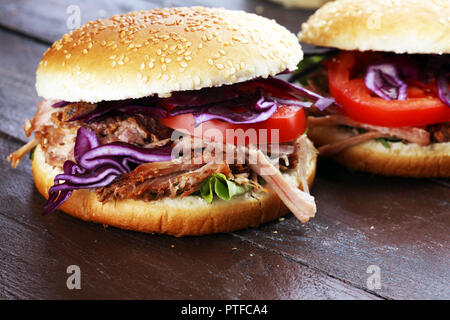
xmin=376 ymin=138 xmax=390 ymax=149
xmin=200 ymin=173 xmax=251 ymax=203
xmin=29 ymin=146 xmax=37 ymax=160
xmin=293 ymin=54 xmax=330 ymax=86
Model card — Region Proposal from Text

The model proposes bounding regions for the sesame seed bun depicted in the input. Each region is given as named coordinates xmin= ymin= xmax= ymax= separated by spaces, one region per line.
xmin=36 ymin=7 xmax=303 ymax=103
xmin=32 ymin=142 xmax=317 ymax=236
xmin=299 ymin=0 xmax=450 ymax=54
xmin=308 ymin=126 xmax=450 ymax=178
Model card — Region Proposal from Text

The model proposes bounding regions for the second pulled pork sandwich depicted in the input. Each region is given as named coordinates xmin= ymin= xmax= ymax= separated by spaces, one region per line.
xmin=296 ymin=0 xmax=450 ymax=177
xmin=8 ymin=7 xmax=333 ymax=236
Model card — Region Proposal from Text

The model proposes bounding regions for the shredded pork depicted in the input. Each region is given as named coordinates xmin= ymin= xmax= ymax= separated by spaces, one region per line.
xmin=9 ymin=100 xmax=317 ymax=224
xmin=245 ymin=147 xmax=316 ymax=223
xmin=96 ymin=158 xmax=232 ymax=202
xmin=306 ymin=114 xmax=442 ymax=157
xmin=178 ymin=137 xmax=317 ymax=222
xmin=317 ymin=131 xmax=385 ymax=157
xmin=308 ymin=115 xmax=430 ymax=146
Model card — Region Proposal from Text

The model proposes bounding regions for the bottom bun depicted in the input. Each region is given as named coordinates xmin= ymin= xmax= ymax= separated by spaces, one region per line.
xmin=308 ymin=126 xmax=450 ymax=178
xmin=32 ymin=141 xmax=317 ymax=236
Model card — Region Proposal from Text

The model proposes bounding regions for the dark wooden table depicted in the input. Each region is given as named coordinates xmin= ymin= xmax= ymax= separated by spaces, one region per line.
xmin=0 ymin=0 xmax=449 ymax=300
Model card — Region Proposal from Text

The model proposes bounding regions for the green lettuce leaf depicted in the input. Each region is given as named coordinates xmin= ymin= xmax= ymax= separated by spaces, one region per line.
xmin=376 ymin=138 xmax=391 ymax=149
xmin=376 ymin=137 xmax=402 ymax=149
xmin=29 ymin=146 xmax=36 ymax=160
xmin=200 ymin=173 xmax=251 ymax=203
xmin=293 ymin=54 xmax=330 ymax=86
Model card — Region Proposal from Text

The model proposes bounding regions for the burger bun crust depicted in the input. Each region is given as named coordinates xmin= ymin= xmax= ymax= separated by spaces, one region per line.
xmin=299 ymin=0 xmax=450 ymax=54
xmin=36 ymin=7 xmax=303 ymax=103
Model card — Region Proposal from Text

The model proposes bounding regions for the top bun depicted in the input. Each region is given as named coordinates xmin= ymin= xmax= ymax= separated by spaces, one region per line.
xmin=36 ymin=7 xmax=303 ymax=103
xmin=299 ymin=0 xmax=450 ymax=54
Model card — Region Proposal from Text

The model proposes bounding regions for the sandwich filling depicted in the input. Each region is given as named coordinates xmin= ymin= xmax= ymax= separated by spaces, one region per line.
xmin=291 ymin=51 xmax=450 ymax=156
xmin=9 ymin=77 xmax=330 ymax=223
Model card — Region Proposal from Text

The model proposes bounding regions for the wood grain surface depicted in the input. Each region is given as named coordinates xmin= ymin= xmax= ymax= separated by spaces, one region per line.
xmin=0 ymin=0 xmax=448 ymax=300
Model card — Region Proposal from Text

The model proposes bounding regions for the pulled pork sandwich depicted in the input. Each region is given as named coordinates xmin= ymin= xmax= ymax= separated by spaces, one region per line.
xmin=8 ymin=7 xmax=333 ymax=236
xmin=294 ymin=0 xmax=450 ymax=177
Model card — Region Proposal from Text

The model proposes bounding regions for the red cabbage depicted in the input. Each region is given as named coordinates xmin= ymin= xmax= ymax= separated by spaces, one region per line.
xmin=51 ymin=101 xmax=70 ymax=108
xmin=192 ymin=96 xmax=278 ymax=126
xmin=43 ymin=127 xmax=172 ymax=214
xmin=170 ymin=91 xmax=280 ymax=126
xmin=166 ymin=78 xmax=334 ymax=125
xmin=246 ymin=77 xmax=335 ymax=110
xmin=365 ymin=55 xmax=449 ymax=107
xmin=57 ymin=77 xmax=334 ymax=126
xmin=69 ymin=100 xmax=167 ymax=123
xmin=365 ymin=64 xmax=407 ymax=100
xmin=164 ymin=85 xmax=239 ymax=106
xmin=437 ymin=72 xmax=450 ymax=107
xmin=165 ymin=77 xmax=334 ymax=111
xmin=267 ymin=96 xmax=313 ymax=108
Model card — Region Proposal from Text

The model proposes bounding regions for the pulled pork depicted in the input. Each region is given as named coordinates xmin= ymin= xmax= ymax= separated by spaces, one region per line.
xmin=20 ymin=101 xmax=173 ymax=167
xmin=10 ymin=100 xmax=316 ymax=222
xmin=96 ymin=158 xmax=232 ymax=202
xmin=428 ymin=123 xmax=450 ymax=143
xmin=307 ymin=113 xmax=448 ymax=157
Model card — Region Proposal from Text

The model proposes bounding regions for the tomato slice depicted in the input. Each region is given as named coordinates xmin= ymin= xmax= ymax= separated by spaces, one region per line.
xmin=328 ymin=51 xmax=450 ymax=127
xmin=160 ymin=105 xmax=306 ymax=144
